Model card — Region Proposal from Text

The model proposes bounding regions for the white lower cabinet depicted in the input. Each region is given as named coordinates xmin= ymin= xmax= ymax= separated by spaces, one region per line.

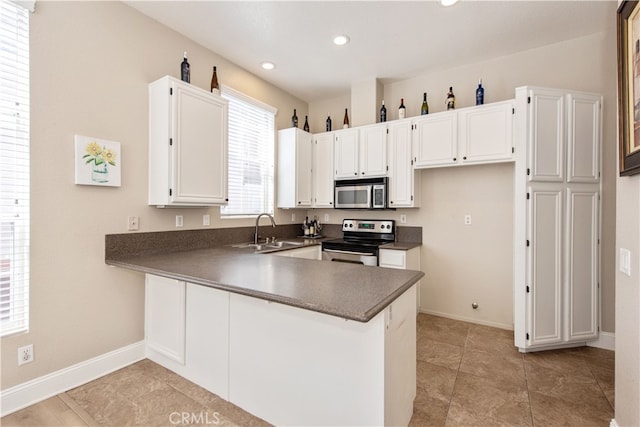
xmin=379 ymin=247 xmax=421 ymax=312
xmin=145 ymin=273 xmax=417 ymax=426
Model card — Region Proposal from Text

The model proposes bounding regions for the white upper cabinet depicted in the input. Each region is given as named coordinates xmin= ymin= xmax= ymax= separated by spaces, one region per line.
xmin=527 ymin=89 xmax=565 ymax=182
xmin=458 ymin=100 xmax=514 ymax=164
xmin=566 ymin=93 xmax=601 ymax=183
xmin=387 ymin=119 xmax=419 ymax=208
xmin=277 ymin=128 xmax=313 ymax=208
xmin=334 ymin=124 xmax=387 ymax=179
xmin=148 ymin=76 xmax=228 ymax=207
xmin=412 ymin=111 xmax=458 ymax=168
xmin=313 ymin=132 xmax=335 ymax=208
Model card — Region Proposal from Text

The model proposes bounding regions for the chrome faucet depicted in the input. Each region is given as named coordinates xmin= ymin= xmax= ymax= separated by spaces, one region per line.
xmin=254 ymin=213 xmax=276 ymax=244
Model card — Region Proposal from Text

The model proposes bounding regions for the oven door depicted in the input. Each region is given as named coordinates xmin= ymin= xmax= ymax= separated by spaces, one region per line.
xmin=321 ymin=248 xmax=378 ymax=266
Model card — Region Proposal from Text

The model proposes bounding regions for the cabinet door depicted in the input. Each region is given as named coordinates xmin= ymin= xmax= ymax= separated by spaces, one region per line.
xmin=359 ymin=123 xmax=387 ymax=177
xmin=387 ymin=120 xmax=415 ymax=207
xmin=412 ymin=112 xmax=457 ymax=168
xmin=145 ymin=275 xmax=186 ymax=364
xmin=458 ymin=101 xmax=514 ymax=164
xmin=313 ymin=132 xmax=335 ymax=207
xmin=565 ymin=189 xmax=599 ymax=342
xmin=296 ymin=131 xmax=313 ymax=206
xmin=172 ymin=83 xmax=228 ymax=204
xmin=528 ymin=89 xmax=564 ymax=182
xmin=334 ymin=129 xmax=359 ymax=178
xmin=567 ymin=94 xmax=601 ymax=183
xmin=528 ymin=188 xmax=563 ymax=347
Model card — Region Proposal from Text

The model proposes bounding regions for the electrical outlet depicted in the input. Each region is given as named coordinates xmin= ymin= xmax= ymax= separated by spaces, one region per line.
xmin=18 ymin=344 xmax=33 ymax=366
xmin=620 ymin=248 xmax=631 ymax=276
xmin=464 ymin=214 xmax=472 ymax=225
xmin=203 ymin=214 xmax=210 ymax=226
xmin=324 ymin=213 xmax=330 ymax=222
xmin=176 ymin=215 xmax=183 ymax=227
xmin=400 ymin=214 xmax=407 ymax=224
xmin=291 ymin=213 xmax=296 ymax=222
xmin=127 ymin=216 xmax=139 ymax=231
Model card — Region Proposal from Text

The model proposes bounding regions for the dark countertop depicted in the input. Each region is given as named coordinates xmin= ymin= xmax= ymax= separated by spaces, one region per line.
xmin=379 ymin=241 xmax=422 ymax=251
xmin=106 ymin=245 xmax=424 ymax=323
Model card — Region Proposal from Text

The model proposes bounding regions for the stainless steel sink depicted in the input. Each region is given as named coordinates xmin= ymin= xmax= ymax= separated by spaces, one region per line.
xmin=230 ymin=240 xmax=304 ymax=253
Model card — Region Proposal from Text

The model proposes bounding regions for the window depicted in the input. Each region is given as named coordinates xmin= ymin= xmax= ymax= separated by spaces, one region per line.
xmin=221 ymin=86 xmax=276 ymax=217
xmin=0 ymin=0 xmax=30 ymax=336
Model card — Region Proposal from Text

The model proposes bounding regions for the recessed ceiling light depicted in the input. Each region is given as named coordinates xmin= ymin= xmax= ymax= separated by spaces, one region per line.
xmin=441 ymin=0 xmax=459 ymax=6
xmin=261 ymin=61 xmax=275 ymax=70
xmin=333 ymin=35 xmax=350 ymax=46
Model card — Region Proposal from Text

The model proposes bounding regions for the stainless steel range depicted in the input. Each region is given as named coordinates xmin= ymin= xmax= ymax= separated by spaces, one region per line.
xmin=321 ymin=219 xmax=395 ymax=266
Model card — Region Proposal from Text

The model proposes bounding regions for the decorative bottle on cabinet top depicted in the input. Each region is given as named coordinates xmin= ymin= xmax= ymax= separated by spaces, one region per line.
xmin=326 ymin=114 xmax=332 ymax=131
xmin=398 ymin=98 xmax=406 ymax=119
xmin=421 ymin=92 xmax=429 ymax=115
xmin=343 ymin=108 xmax=349 ymax=129
xmin=303 ymin=116 xmax=310 ymax=132
xmin=446 ymin=87 xmax=455 ymax=110
xmin=292 ymin=109 xmax=298 ymax=128
xmin=210 ymin=66 xmax=219 ymax=94
xmin=180 ymin=52 xmax=190 ymax=83
xmin=475 ymin=79 xmax=484 ymax=105
xmin=380 ymin=100 xmax=387 ymax=122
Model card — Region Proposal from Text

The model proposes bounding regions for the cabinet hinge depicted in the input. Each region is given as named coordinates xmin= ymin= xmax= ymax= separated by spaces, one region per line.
xmin=170 ymin=87 xmax=173 ymax=95
xmin=512 ymin=108 xmax=515 ymax=114
xmin=527 ymin=96 xmax=531 ymax=104
xmin=386 ymin=129 xmax=389 ymax=134
xmin=526 ymin=332 xmax=530 ymax=340
xmin=411 ymin=195 xmax=414 ymax=201
xmin=512 ymin=147 xmax=515 ymax=154
xmin=526 ymin=192 xmax=530 ymax=200
xmin=526 ymin=285 xmax=530 ymax=293
xmin=386 ymin=165 xmax=389 ymax=171
xmin=527 ymin=168 xmax=530 ymax=176
xmin=526 ymin=239 xmax=530 ymax=247
xmin=411 ymin=159 xmax=414 ymax=166
xmin=169 ymin=189 xmax=172 ymax=196
xmin=169 ymin=138 xmax=173 ymax=146
xmin=598 ymin=326 xmax=600 ymax=332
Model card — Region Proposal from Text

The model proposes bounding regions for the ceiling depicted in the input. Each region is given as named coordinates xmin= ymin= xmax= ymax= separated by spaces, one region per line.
xmin=126 ymin=1 xmax=616 ymax=103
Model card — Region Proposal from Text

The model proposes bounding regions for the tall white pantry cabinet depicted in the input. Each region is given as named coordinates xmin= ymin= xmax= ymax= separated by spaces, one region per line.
xmin=513 ymin=86 xmax=602 ymax=352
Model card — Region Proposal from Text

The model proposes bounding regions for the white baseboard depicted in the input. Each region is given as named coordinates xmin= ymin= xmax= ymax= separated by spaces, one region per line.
xmin=588 ymin=331 xmax=615 ymax=351
xmin=0 ymin=340 xmax=145 ymax=417
xmin=418 ymin=308 xmax=513 ymax=331
xmin=610 ymin=418 xmax=618 ymax=427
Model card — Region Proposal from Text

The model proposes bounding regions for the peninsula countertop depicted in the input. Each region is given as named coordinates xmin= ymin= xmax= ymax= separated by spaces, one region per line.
xmin=106 ymin=246 xmax=424 ymax=322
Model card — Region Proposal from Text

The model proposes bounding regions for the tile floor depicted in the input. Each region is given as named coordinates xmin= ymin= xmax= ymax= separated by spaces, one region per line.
xmin=2 ymin=313 xmax=614 ymax=426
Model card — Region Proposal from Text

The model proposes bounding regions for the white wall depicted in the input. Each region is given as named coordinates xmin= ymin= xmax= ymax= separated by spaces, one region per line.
xmin=309 ymin=24 xmax=618 ymax=331
xmin=0 ymin=1 xmax=307 ymax=390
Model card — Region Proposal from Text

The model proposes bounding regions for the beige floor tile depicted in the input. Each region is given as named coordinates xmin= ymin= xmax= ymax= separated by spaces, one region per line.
xmin=524 ymin=348 xmax=591 ymax=377
xmin=410 ymin=386 xmax=450 ymax=427
xmin=459 ymin=347 xmax=526 ymax=387
xmin=417 ymin=314 xmax=471 ymax=347
xmin=1 ymin=396 xmax=88 ymax=427
xmin=416 ymin=360 xmax=457 ymax=403
xmin=417 ymin=335 xmax=464 ymax=370
xmin=529 ymin=390 xmax=613 ymax=427
xmin=465 ymin=323 xmax=519 ymax=356
xmin=445 ymin=372 xmax=532 ymax=427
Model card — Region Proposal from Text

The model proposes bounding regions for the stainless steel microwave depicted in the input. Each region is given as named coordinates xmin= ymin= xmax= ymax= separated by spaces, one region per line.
xmin=334 ymin=177 xmax=387 ymax=209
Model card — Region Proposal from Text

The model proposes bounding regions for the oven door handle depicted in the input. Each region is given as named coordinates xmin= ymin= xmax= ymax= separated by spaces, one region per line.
xmin=322 ymin=248 xmax=376 ymax=257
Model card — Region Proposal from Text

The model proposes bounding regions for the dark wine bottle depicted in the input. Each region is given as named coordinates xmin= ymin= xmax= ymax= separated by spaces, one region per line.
xmin=446 ymin=87 xmax=455 ymax=110
xmin=421 ymin=92 xmax=429 ymax=115
xmin=326 ymin=114 xmax=332 ymax=131
xmin=292 ymin=109 xmax=298 ymax=128
xmin=475 ymin=79 xmax=484 ymax=105
xmin=303 ymin=115 xmax=310 ymax=132
xmin=380 ymin=100 xmax=387 ymax=122
xmin=398 ymin=98 xmax=406 ymax=119
xmin=180 ymin=52 xmax=190 ymax=83
xmin=210 ymin=66 xmax=219 ymax=93
xmin=343 ymin=108 xmax=349 ymax=129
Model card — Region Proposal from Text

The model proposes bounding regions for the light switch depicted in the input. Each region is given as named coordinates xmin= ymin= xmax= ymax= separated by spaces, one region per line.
xmin=619 ymin=248 xmax=631 ymax=277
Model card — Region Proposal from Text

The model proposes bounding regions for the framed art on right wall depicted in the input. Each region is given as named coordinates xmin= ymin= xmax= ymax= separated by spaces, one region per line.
xmin=618 ymin=0 xmax=640 ymax=176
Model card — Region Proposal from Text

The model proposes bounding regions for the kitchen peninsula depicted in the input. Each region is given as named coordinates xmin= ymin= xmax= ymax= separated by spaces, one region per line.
xmin=105 ymin=230 xmax=423 ymax=426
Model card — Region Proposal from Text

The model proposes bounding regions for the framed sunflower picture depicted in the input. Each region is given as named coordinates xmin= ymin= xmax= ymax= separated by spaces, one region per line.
xmin=74 ymin=134 xmax=121 ymax=187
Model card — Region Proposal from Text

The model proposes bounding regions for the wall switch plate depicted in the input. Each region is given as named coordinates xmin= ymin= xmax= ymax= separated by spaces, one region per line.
xmin=203 ymin=214 xmax=210 ymax=226
xmin=619 ymin=248 xmax=631 ymax=277
xmin=464 ymin=214 xmax=472 ymax=225
xmin=400 ymin=214 xmax=407 ymax=224
xmin=176 ymin=215 xmax=183 ymax=227
xmin=127 ymin=216 xmax=139 ymax=231
xmin=324 ymin=214 xmax=330 ymax=222
xmin=18 ymin=344 xmax=33 ymax=365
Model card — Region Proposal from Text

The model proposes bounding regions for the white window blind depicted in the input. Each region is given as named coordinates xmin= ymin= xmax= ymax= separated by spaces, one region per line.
xmin=221 ymin=86 xmax=276 ymax=217
xmin=0 ymin=0 xmax=30 ymax=336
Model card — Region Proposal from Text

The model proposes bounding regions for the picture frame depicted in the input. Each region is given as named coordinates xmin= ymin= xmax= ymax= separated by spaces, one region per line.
xmin=74 ymin=135 xmax=121 ymax=187
xmin=617 ymin=0 xmax=640 ymax=176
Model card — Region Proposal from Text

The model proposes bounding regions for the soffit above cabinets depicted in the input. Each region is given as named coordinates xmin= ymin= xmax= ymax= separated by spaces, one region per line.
xmin=126 ymin=1 xmax=614 ymax=103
